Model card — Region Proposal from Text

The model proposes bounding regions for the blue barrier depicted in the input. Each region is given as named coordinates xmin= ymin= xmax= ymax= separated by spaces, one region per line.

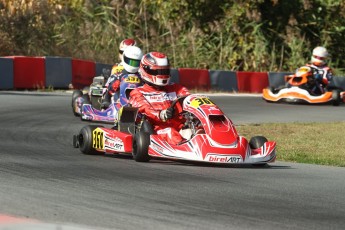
xmin=268 ymin=72 xmax=293 ymax=88
xmin=96 ymin=62 xmax=113 ymax=77
xmin=45 ymin=56 xmax=72 ymax=88
xmin=170 ymin=68 xmax=179 ymax=84
xmin=209 ymin=70 xmax=238 ymax=92
xmin=0 ymin=58 xmax=14 ymax=89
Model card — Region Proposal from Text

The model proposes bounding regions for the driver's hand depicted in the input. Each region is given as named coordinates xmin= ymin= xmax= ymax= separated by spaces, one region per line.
xmin=159 ymin=107 xmax=174 ymax=121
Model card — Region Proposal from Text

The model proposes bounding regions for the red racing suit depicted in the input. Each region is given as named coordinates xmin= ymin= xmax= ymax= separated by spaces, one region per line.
xmin=129 ymin=83 xmax=190 ymax=145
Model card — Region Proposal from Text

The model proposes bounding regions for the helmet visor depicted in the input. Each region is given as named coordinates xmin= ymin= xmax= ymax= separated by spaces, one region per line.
xmin=143 ymin=66 xmax=170 ymax=76
xmin=313 ymin=55 xmax=326 ymax=60
xmin=124 ymin=56 xmax=140 ymax=67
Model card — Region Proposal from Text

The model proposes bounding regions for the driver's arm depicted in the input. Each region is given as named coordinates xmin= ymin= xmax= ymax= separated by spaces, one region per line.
xmin=175 ymin=85 xmax=190 ymax=97
xmin=129 ymin=89 xmax=162 ymax=123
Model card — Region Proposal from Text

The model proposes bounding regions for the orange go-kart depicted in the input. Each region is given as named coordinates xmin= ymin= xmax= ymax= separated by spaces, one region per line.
xmin=263 ymin=66 xmax=345 ymax=106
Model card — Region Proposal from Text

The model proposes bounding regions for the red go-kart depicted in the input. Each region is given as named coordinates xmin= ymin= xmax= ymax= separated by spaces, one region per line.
xmin=73 ymin=94 xmax=276 ymax=166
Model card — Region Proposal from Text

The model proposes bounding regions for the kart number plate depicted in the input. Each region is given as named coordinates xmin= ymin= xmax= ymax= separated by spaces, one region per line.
xmin=191 ymin=97 xmax=214 ymax=108
xmin=124 ymin=76 xmax=140 ymax=83
xmin=92 ymin=128 xmax=104 ymax=150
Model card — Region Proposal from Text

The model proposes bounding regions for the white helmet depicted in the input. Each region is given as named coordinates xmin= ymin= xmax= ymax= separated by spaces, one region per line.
xmin=122 ymin=46 xmax=143 ymax=73
xmin=311 ymin=46 xmax=328 ymax=66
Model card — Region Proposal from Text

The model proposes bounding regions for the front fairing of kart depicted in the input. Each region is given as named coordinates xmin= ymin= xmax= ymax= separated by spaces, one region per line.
xmin=181 ymin=95 xmax=238 ymax=145
xmin=262 ymin=87 xmax=333 ymax=104
xmin=148 ymin=133 xmax=276 ymax=164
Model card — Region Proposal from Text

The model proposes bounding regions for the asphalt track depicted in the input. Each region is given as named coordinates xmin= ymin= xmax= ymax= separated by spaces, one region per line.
xmin=0 ymin=91 xmax=344 ymax=230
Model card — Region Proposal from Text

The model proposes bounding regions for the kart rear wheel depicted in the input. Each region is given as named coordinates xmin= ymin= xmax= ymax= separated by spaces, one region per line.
xmin=249 ymin=136 xmax=268 ymax=167
xmin=332 ymin=90 xmax=341 ymax=106
xmin=132 ymin=131 xmax=150 ymax=162
xmin=78 ymin=125 xmax=103 ymax=155
xmin=72 ymin=90 xmax=83 ymax=116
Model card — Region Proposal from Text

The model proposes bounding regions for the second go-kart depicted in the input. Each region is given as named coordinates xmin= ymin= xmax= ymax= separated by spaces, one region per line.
xmin=263 ymin=66 xmax=345 ymax=106
xmin=71 ymin=68 xmax=110 ymax=115
xmin=72 ymin=73 xmax=142 ymax=124
xmin=73 ymin=94 xmax=276 ymax=166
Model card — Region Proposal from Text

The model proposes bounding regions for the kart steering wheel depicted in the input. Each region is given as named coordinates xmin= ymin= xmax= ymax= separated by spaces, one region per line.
xmin=169 ymin=95 xmax=188 ymax=113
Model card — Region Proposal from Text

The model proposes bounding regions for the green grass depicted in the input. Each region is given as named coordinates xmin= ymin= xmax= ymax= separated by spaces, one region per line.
xmin=236 ymin=122 xmax=345 ymax=167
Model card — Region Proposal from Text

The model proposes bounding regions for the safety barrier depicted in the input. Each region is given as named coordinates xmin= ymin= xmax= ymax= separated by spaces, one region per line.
xmin=0 ymin=58 xmax=13 ymax=89
xmin=45 ymin=56 xmax=72 ymax=88
xmin=236 ymin=71 xmax=269 ymax=93
xmin=209 ymin=70 xmax=238 ymax=92
xmin=178 ymin=68 xmax=211 ymax=91
xmin=1 ymin=56 xmax=345 ymax=92
xmin=71 ymin=59 xmax=96 ymax=89
xmin=267 ymin=72 xmax=293 ymax=88
xmin=5 ymin=56 xmax=46 ymax=89
xmin=96 ymin=62 xmax=113 ymax=77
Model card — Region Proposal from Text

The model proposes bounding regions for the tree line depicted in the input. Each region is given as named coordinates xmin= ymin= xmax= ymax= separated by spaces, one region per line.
xmin=1 ymin=0 xmax=344 ymax=74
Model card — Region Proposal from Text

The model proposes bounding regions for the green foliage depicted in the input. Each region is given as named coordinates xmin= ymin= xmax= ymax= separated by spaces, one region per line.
xmin=1 ymin=0 xmax=345 ymax=74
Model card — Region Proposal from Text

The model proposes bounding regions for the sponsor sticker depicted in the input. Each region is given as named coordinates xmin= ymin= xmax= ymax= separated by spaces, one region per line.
xmin=206 ymin=154 xmax=242 ymax=163
xmin=144 ymin=92 xmax=176 ymax=103
xmin=104 ymin=137 xmax=124 ymax=151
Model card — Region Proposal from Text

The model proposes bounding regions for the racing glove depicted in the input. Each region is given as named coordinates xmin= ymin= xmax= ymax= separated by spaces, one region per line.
xmin=159 ymin=107 xmax=174 ymax=122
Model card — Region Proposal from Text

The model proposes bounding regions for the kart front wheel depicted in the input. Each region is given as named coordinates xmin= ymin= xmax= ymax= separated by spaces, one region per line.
xmin=332 ymin=90 xmax=341 ymax=106
xmin=249 ymin=136 xmax=268 ymax=149
xmin=249 ymin=136 xmax=268 ymax=167
xmin=132 ymin=131 xmax=150 ymax=162
xmin=78 ymin=125 xmax=103 ymax=155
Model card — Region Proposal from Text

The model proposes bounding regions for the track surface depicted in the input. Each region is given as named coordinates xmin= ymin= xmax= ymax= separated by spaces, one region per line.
xmin=0 ymin=92 xmax=344 ymax=230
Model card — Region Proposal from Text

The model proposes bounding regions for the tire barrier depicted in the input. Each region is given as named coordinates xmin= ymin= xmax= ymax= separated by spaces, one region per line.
xmin=0 ymin=58 xmax=13 ymax=89
xmin=95 ymin=62 xmax=113 ymax=77
xmin=178 ymin=68 xmax=210 ymax=91
xmin=236 ymin=71 xmax=269 ymax=93
xmin=6 ymin=56 xmax=46 ymax=89
xmin=2 ymin=56 xmax=345 ymax=92
xmin=71 ymin=59 xmax=96 ymax=90
xmin=170 ymin=68 xmax=179 ymax=84
xmin=45 ymin=56 xmax=72 ymax=89
xmin=209 ymin=70 xmax=238 ymax=92
xmin=267 ymin=72 xmax=293 ymax=88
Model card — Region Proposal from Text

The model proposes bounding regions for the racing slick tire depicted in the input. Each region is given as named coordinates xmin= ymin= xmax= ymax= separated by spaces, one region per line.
xmin=78 ymin=125 xmax=103 ymax=155
xmin=72 ymin=90 xmax=83 ymax=116
xmin=249 ymin=136 xmax=268 ymax=167
xmin=132 ymin=131 xmax=150 ymax=162
xmin=332 ymin=90 xmax=341 ymax=106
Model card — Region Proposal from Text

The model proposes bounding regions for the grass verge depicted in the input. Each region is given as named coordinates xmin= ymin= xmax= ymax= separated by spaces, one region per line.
xmin=236 ymin=122 xmax=345 ymax=167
